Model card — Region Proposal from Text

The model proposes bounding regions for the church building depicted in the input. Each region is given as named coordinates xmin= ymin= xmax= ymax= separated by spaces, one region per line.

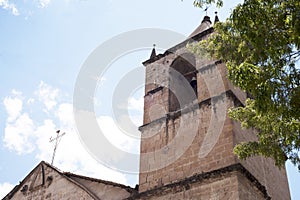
xmin=3 ymin=15 xmax=291 ymax=200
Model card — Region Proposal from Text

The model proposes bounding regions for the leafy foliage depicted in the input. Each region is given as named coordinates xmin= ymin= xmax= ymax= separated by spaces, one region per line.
xmin=192 ymin=0 xmax=300 ymax=169
xmin=193 ymin=0 xmax=223 ymax=8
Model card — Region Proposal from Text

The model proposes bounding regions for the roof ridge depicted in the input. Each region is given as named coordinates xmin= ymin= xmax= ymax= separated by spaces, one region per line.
xmin=142 ymin=27 xmax=214 ymax=66
xmin=64 ymin=172 xmax=136 ymax=193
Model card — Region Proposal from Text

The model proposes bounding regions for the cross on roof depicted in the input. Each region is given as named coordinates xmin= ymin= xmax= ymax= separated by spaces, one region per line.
xmin=49 ymin=130 xmax=66 ymax=165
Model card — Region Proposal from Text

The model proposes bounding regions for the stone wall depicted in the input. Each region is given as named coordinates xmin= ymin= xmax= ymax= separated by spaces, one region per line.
xmin=140 ymin=38 xmax=290 ymax=199
xmin=8 ymin=164 xmax=95 ymax=200
xmin=134 ymin=167 xmax=267 ymax=200
xmin=140 ymin=43 xmax=238 ymax=192
xmin=66 ymin=174 xmax=133 ymax=200
xmin=233 ymin=120 xmax=291 ymax=200
xmin=139 ymin=94 xmax=236 ymax=192
xmin=139 ymin=172 xmax=240 ymax=200
xmin=5 ymin=162 xmax=133 ymax=200
xmin=237 ymin=172 xmax=268 ymax=200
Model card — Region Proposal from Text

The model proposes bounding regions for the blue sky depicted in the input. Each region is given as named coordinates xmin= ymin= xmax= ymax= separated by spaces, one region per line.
xmin=0 ymin=0 xmax=299 ymax=199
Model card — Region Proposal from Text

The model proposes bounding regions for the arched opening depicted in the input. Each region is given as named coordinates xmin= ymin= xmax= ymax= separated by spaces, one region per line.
xmin=169 ymin=53 xmax=197 ymax=112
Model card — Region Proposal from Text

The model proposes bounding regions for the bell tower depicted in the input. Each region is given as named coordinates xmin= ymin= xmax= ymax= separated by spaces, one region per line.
xmin=138 ymin=15 xmax=290 ymax=199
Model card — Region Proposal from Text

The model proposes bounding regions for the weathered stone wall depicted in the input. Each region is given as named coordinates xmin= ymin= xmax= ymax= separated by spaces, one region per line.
xmin=140 ymin=43 xmax=237 ymax=192
xmin=140 ymin=172 xmax=239 ymax=200
xmin=6 ymin=162 xmax=133 ymax=200
xmin=237 ymin=172 xmax=268 ymax=200
xmin=143 ymin=54 xmax=171 ymax=124
xmin=233 ymin=120 xmax=291 ymax=200
xmin=136 ymin=170 xmax=267 ymax=200
xmin=140 ymin=39 xmax=290 ymax=199
xmin=9 ymin=164 xmax=95 ymax=200
xmin=198 ymin=62 xmax=247 ymax=104
xmin=139 ymin=94 xmax=236 ymax=192
xmin=67 ymin=175 xmax=132 ymax=200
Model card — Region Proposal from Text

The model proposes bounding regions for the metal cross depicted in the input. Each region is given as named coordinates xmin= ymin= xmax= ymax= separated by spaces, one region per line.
xmin=204 ymin=6 xmax=210 ymax=15
xmin=49 ymin=130 xmax=66 ymax=165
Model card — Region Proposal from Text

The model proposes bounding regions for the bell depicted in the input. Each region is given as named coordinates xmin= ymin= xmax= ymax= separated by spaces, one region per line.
xmin=190 ymin=77 xmax=197 ymax=86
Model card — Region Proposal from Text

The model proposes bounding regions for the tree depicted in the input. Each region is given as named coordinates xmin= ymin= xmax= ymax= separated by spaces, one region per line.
xmin=191 ymin=0 xmax=300 ymax=169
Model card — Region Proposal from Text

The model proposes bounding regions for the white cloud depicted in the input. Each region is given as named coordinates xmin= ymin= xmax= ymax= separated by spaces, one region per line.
xmin=11 ymin=89 xmax=22 ymax=96
xmin=35 ymin=86 xmax=130 ymax=184
xmin=35 ymin=81 xmax=59 ymax=112
xmin=3 ymin=90 xmax=36 ymax=154
xmin=27 ymin=98 xmax=35 ymax=105
xmin=3 ymin=82 xmax=137 ymax=187
xmin=3 ymin=113 xmax=35 ymax=154
xmin=53 ymin=130 xmax=128 ymax=184
xmin=0 ymin=182 xmax=14 ymax=199
xmin=38 ymin=0 xmax=51 ymax=8
xmin=128 ymin=96 xmax=144 ymax=126
xmin=91 ymin=75 xmax=106 ymax=85
xmin=128 ymin=96 xmax=144 ymax=111
xmin=0 ymin=0 xmax=19 ymax=16
xmin=3 ymin=91 xmax=23 ymax=122
xmin=34 ymin=119 xmax=57 ymax=162
xmin=34 ymin=112 xmax=129 ymax=185
xmin=55 ymin=103 xmax=73 ymax=126
xmin=97 ymin=116 xmax=140 ymax=154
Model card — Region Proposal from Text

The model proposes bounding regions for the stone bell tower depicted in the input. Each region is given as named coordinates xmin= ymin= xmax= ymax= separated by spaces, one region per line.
xmin=138 ymin=15 xmax=290 ymax=199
